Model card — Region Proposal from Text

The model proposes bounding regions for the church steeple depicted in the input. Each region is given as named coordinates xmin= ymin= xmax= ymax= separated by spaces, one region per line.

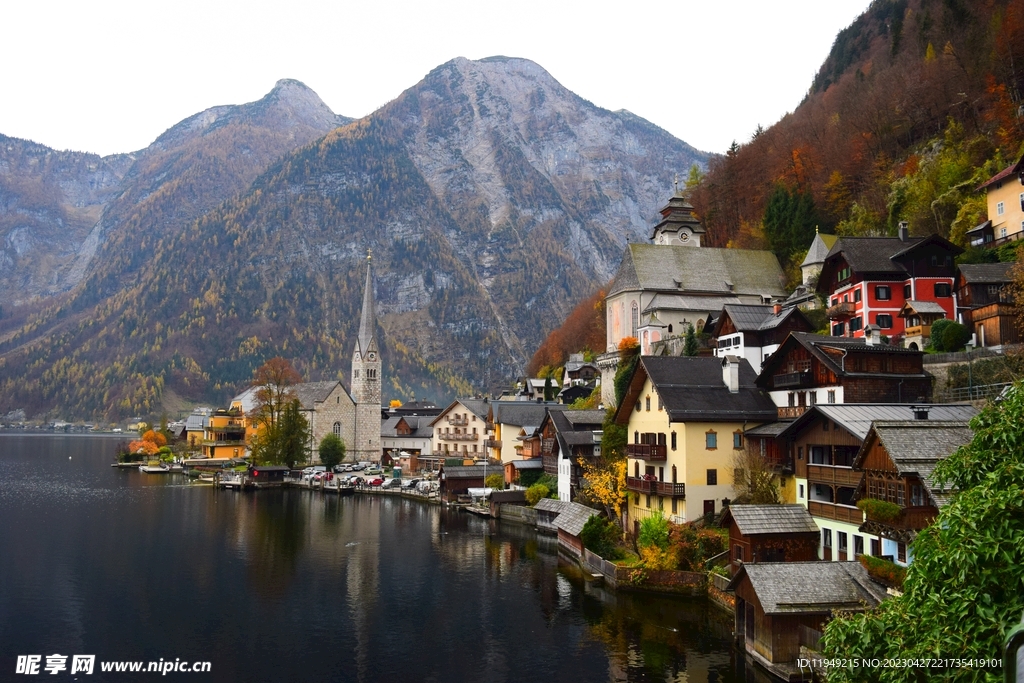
xmin=356 ymin=251 xmax=377 ymax=356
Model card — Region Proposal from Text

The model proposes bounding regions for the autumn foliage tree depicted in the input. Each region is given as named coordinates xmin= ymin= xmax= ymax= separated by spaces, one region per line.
xmin=527 ymin=287 xmax=606 ymax=376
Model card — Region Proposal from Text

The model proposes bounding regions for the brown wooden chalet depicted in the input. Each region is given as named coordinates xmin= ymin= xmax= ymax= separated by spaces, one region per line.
xmin=898 ymin=300 xmax=948 ymax=350
xmin=756 ymin=332 xmax=932 ymax=416
xmin=721 ymin=505 xmax=819 ymax=576
xmin=728 ymin=562 xmax=887 ymax=680
xmin=438 ymin=465 xmax=490 ymax=503
xmin=541 ymin=409 xmax=604 ymax=502
xmin=775 ymin=404 xmax=977 ymax=558
xmin=853 ymin=419 xmax=971 ymax=563
xmin=955 ymin=262 xmax=1019 ymax=348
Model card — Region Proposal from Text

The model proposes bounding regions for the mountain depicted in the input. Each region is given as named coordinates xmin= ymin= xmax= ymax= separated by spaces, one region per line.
xmin=0 ymin=79 xmax=350 ymax=309
xmin=0 ymin=57 xmax=707 ymax=420
xmin=689 ymin=0 xmax=1024 ymax=264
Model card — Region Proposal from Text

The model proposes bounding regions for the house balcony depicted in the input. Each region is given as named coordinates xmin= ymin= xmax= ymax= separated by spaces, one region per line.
xmin=772 ymin=370 xmax=813 ymax=389
xmin=777 ymin=406 xmax=808 ymax=419
xmin=438 ymin=433 xmax=477 ymax=441
xmin=807 ymin=465 xmax=863 ymax=487
xmin=861 ymin=503 xmax=937 ymax=531
xmin=625 ymin=443 xmax=667 ymax=461
xmin=447 ymin=416 xmax=469 ymax=426
xmin=826 ymin=301 xmax=856 ymax=319
xmin=483 ymin=439 xmax=502 ymax=450
xmin=808 ymin=500 xmax=864 ymax=524
xmin=626 ymin=476 xmax=685 ymax=497
xmin=904 ymin=324 xmax=930 ymax=338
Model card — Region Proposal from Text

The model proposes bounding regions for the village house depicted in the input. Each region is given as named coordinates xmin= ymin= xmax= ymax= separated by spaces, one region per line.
xmin=954 ymin=262 xmax=1019 ymax=348
xmin=438 ymin=464 xmax=492 ymax=504
xmin=616 ymin=355 xmax=778 ymax=530
xmin=775 ymin=403 xmax=977 ymax=562
xmin=380 ymin=414 xmax=434 ymax=471
xmin=721 ymin=505 xmax=819 ymax=576
xmin=552 ymin=502 xmax=600 ymax=558
xmin=201 ymin=408 xmax=247 ymax=459
xmin=486 ymin=401 xmax=564 ymax=463
xmin=430 ymin=399 xmax=489 ymax=460
xmin=969 ymin=151 xmax=1024 ymax=247
xmin=562 ymin=353 xmax=600 ymax=387
xmin=598 ymin=192 xmax=788 ymax=405
xmin=818 ymin=229 xmax=961 ymax=339
xmin=897 ymin=300 xmax=948 ymax=350
xmin=540 ymin=409 xmax=604 ymax=502
xmin=709 ymin=304 xmax=814 ymax=374
xmin=853 ymin=419 xmax=972 ymax=566
xmin=728 ymin=562 xmax=887 ymax=680
xmin=503 ymin=458 xmax=543 ymax=487
xmin=755 ymin=331 xmax=933 ymax=415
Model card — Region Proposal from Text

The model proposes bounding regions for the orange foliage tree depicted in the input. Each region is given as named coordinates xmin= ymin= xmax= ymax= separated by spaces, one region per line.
xmin=527 ymin=287 xmax=606 ymax=376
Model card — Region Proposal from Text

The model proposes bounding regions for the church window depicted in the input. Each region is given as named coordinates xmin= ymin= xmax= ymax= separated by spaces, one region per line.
xmin=333 ymin=422 xmax=341 ymax=437
xmin=354 ymin=370 xmax=360 ymax=379
xmin=631 ymin=302 xmax=639 ymax=337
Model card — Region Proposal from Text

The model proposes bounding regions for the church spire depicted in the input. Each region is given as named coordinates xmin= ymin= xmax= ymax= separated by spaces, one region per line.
xmin=357 ymin=250 xmax=376 ymax=354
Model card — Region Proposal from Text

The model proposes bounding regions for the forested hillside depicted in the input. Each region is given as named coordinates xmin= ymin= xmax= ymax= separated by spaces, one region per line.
xmin=689 ymin=0 xmax=1024 ymax=279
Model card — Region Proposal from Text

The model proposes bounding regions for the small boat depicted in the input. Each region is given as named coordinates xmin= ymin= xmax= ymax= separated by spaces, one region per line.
xmin=138 ymin=464 xmax=169 ymax=473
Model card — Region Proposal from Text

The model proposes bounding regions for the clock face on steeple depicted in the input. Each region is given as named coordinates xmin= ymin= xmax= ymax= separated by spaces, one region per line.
xmin=368 ymin=352 xmax=376 ymax=361
xmin=679 ymin=228 xmax=691 ymax=243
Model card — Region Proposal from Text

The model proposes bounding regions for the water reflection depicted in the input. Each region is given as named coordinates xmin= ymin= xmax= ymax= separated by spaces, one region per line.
xmin=0 ymin=436 xmax=744 ymax=683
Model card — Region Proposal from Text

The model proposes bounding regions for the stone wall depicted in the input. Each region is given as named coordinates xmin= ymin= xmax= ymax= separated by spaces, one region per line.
xmin=497 ymin=504 xmax=538 ymax=526
xmin=308 ymin=384 xmax=356 ymax=462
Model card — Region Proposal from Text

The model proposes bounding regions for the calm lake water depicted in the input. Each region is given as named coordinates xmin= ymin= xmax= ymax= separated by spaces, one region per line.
xmin=0 ymin=435 xmax=749 ymax=682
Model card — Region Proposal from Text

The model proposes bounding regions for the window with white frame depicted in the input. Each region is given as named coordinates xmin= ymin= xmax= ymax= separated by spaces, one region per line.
xmin=997 ymin=201 xmax=1005 ymax=215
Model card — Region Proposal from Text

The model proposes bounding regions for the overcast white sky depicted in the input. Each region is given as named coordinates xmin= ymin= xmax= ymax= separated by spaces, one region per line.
xmin=1 ymin=0 xmax=869 ymax=157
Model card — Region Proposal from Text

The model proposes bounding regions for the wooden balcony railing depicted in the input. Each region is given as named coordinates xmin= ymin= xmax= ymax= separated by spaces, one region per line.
xmin=807 ymin=465 xmax=863 ymax=487
xmin=826 ymin=301 xmax=856 ymax=319
xmin=808 ymin=500 xmax=864 ymax=524
xmin=773 ymin=370 xmax=813 ymax=389
xmin=777 ymin=406 xmax=808 ymax=418
xmin=438 ymin=433 xmax=477 ymax=441
xmin=483 ymin=439 xmax=502 ymax=450
xmin=904 ymin=324 xmax=931 ymax=338
xmin=447 ymin=416 xmax=469 ymax=426
xmin=626 ymin=477 xmax=685 ymax=497
xmin=864 ymin=505 xmax=938 ymax=530
xmin=625 ymin=443 xmax=667 ymax=461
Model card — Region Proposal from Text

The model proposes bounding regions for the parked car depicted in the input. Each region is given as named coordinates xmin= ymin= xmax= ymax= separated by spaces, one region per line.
xmin=401 ymin=478 xmax=421 ymax=490
xmin=365 ymin=467 xmax=382 ymax=475
xmin=367 ymin=478 xmax=385 ymax=487
xmin=381 ymin=478 xmax=402 ymax=489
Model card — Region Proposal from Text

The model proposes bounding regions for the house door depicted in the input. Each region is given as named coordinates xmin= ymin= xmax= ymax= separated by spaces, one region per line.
xmin=704 ymin=500 xmax=715 ymax=516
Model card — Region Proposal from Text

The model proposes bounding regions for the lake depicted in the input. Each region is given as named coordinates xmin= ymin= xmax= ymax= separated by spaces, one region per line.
xmin=0 ymin=435 xmax=749 ymax=682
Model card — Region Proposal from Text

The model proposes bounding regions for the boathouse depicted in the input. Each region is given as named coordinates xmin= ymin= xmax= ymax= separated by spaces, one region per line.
xmin=721 ymin=505 xmax=819 ymax=576
xmin=249 ymin=465 xmax=289 ymax=487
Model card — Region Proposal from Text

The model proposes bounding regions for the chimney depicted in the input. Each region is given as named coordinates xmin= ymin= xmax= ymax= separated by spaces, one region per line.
xmin=773 ymin=303 xmax=782 ymax=315
xmin=898 ymin=221 xmax=909 ymax=242
xmin=913 ymin=406 xmax=930 ymax=420
xmin=864 ymin=324 xmax=879 ymax=346
xmin=722 ymin=356 xmax=740 ymax=393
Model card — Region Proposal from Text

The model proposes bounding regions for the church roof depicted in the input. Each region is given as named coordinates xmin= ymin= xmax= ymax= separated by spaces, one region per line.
xmin=357 ymin=257 xmax=376 ymax=355
xmin=800 ymin=232 xmax=838 ymax=267
xmin=608 ymin=244 xmax=787 ymax=299
xmin=293 ymin=381 xmax=346 ymax=409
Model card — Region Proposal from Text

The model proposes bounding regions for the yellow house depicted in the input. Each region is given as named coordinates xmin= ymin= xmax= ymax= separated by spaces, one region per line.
xmin=615 ymin=355 xmax=777 ymax=532
xmin=202 ymin=409 xmax=248 ymax=459
xmin=972 ymin=153 xmax=1024 ymax=246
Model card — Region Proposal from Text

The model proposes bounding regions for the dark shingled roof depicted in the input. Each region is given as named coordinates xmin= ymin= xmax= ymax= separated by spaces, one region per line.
xmin=508 ymin=459 xmax=544 ymax=470
xmin=534 ymin=498 xmax=570 ymax=514
xmin=728 ymin=562 xmax=887 ymax=614
xmin=293 ymin=381 xmax=346 ymax=409
xmin=743 ymin=420 xmax=793 ymax=437
xmin=713 ymin=304 xmax=807 ymax=337
xmin=621 ymin=356 xmax=777 ymax=423
xmin=957 ymin=262 xmax=1015 ymax=284
xmin=723 ymin=505 xmax=819 ymax=536
xmin=380 ymin=415 xmax=434 ymax=438
xmin=440 ymin=466 xmax=490 ymax=479
xmin=608 ymin=244 xmax=787 ymax=298
xmin=553 ymin=502 xmax=600 ymax=536
xmin=825 ymin=237 xmax=921 ymax=275
xmin=856 ymin=420 xmax=973 ymax=507
xmin=778 ymin=404 xmax=978 ymax=441
xmin=491 ymin=402 xmax=564 ymax=428
xmin=757 ymin=332 xmax=928 ymax=386
xmin=977 ymin=154 xmax=1024 ymax=190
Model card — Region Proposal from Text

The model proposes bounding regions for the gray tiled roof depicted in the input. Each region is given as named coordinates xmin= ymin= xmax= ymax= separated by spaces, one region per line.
xmin=779 ymin=404 xmax=978 ymax=441
xmin=185 ymin=414 xmax=208 ymax=431
xmin=380 ymin=415 xmax=434 ymax=438
xmin=638 ymin=356 xmax=778 ymax=423
xmin=642 ymin=293 xmax=744 ymax=315
xmin=534 ymin=498 xmax=570 ymax=514
xmin=492 ymin=402 xmax=564 ymax=428
xmin=800 ymin=233 xmax=839 ymax=267
xmin=293 ymin=381 xmax=346 ymax=409
xmin=440 ymin=466 xmax=490 ymax=479
xmin=609 ymin=244 xmax=787 ymax=298
xmin=508 ymin=459 xmax=544 ymax=470
xmin=901 ymin=300 xmax=947 ymax=315
xmin=728 ymin=562 xmax=887 ymax=614
xmin=715 ymin=304 xmax=805 ymax=335
xmin=553 ymin=502 xmax=600 ymax=536
xmin=957 ymin=262 xmax=1014 ymax=284
xmin=563 ymin=410 xmax=606 ymax=426
xmin=759 ymin=332 xmax=927 ymax=383
xmin=724 ymin=505 xmax=819 ymax=536
xmin=743 ymin=420 xmax=793 ymax=437
xmin=825 ymin=237 xmax=924 ymax=275
xmin=860 ymin=420 xmax=973 ymax=507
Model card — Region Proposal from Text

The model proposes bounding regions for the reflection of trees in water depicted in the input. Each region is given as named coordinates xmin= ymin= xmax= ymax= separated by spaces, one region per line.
xmin=570 ymin=569 xmax=740 ymax=683
xmin=245 ymin=491 xmax=307 ymax=599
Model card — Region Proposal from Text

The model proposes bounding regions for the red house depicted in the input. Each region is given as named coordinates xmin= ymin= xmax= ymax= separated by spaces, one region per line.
xmin=817 ymin=228 xmax=962 ymax=341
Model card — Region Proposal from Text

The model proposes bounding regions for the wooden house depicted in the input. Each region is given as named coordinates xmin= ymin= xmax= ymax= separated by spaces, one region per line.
xmin=776 ymin=404 xmax=977 ymax=562
xmin=755 ymin=332 xmax=932 ymax=415
xmin=552 ymin=502 xmax=600 ymax=558
xmin=728 ymin=562 xmax=887 ymax=680
xmin=542 ymin=409 xmax=605 ymax=502
xmin=711 ymin=303 xmax=814 ymax=374
xmin=853 ymin=418 xmax=971 ymax=565
xmin=503 ymin=458 xmax=543 ymax=486
xmin=954 ymin=262 xmax=1019 ymax=348
xmin=438 ymin=465 xmax=489 ymax=503
xmin=721 ymin=505 xmax=819 ymax=576
xmin=248 ymin=465 xmax=289 ymax=487
xmin=898 ymin=300 xmax=948 ymax=350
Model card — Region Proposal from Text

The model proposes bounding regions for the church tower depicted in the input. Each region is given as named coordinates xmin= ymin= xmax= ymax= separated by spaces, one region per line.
xmin=351 ymin=253 xmax=381 ymax=463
